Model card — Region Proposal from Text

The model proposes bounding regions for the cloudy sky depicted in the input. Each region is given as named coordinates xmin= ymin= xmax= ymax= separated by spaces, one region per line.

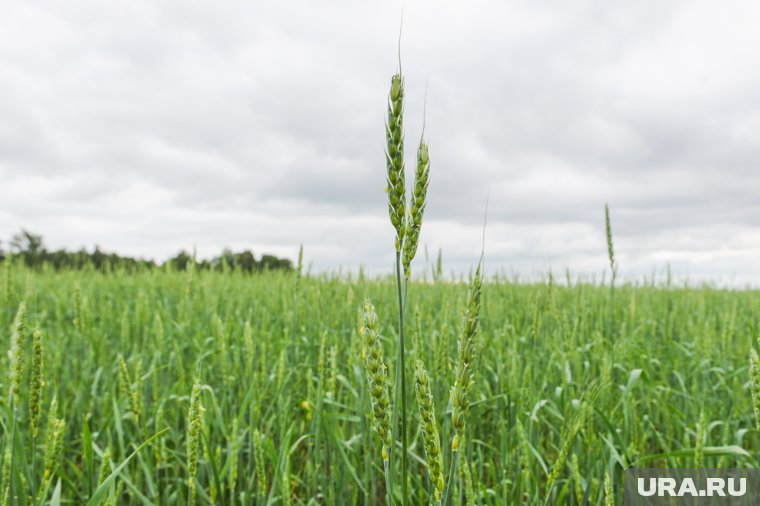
xmin=1 ymin=1 xmax=759 ymax=284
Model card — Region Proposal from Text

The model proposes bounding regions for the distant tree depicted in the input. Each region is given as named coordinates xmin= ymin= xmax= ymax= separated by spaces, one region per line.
xmin=1 ymin=229 xmax=293 ymax=274
xmin=10 ymin=229 xmax=45 ymax=256
xmin=167 ymin=251 xmax=193 ymax=271
xmin=260 ymin=254 xmax=292 ymax=271
xmin=236 ymin=250 xmax=257 ymax=272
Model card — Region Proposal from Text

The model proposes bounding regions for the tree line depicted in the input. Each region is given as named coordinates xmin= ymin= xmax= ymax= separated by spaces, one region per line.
xmin=0 ymin=229 xmax=293 ymax=272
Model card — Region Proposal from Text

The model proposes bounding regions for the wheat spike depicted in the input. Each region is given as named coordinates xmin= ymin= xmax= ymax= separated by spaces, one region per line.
xmin=402 ymin=140 xmax=430 ymax=278
xmin=360 ymin=300 xmax=393 ymax=462
xmin=414 ymin=359 xmax=444 ymax=502
xmin=450 ymin=263 xmax=482 ymax=451
xmin=385 ymin=73 xmax=406 ymax=251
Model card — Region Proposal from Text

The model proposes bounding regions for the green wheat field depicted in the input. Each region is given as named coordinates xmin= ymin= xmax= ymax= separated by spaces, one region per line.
xmin=1 ymin=258 xmax=759 ymax=505
xmin=2 ymin=71 xmax=760 ymax=506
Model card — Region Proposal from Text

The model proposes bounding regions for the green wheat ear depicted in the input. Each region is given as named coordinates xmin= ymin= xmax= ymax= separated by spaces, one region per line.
xmin=42 ymin=397 xmax=65 ymax=482
xmin=9 ymin=301 xmax=27 ymax=404
xmin=750 ymin=344 xmax=760 ymax=430
xmin=186 ymin=380 xmax=204 ymax=506
xmin=414 ymin=358 xmax=444 ymax=502
xmin=253 ymin=429 xmax=267 ymax=499
xmin=604 ymin=203 xmax=616 ymax=277
xmin=360 ymin=300 xmax=393 ymax=461
xmin=386 ymin=73 xmax=406 ymax=252
xmin=450 ymin=262 xmax=483 ymax=451
xmin=402 ymin=140 xmax=430 ymax=279
xmin=29 ymin=325 xmax=44 ymax=440
xmin=604 ymin=471 xmax=613 ymax=506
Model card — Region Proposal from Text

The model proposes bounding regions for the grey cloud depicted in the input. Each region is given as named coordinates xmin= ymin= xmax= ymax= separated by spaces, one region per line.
xmin=1 ymin=0 xmax=759 ymax=283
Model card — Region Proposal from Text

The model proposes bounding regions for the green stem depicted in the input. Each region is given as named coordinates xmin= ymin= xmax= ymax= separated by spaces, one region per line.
xmin=609 ymin=270 xmax=616 ymax=338
xmin=394 ymin=251 xmax=408 ymax=505
xmin=442 ymin=450 xmax=459 ymax=506
xmin=383 ymin=459 xmax=394 ymax=506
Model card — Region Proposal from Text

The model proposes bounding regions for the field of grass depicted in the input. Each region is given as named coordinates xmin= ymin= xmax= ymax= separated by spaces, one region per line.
xmin=1 ymin=258 xmax=759 ymax=505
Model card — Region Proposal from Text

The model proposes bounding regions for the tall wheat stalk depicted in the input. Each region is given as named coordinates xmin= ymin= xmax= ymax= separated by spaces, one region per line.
xmin=604 ymin=204 xmax=617 ymax=336
xmin=362 ymin=53 xmax=488 ymax=505
xmin=385 ymin=70 xmax=411 ymax=504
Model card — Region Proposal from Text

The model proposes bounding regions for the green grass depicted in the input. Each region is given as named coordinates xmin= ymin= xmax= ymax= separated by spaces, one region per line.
xmin=1 ymin=262 xmax=759 ymax=504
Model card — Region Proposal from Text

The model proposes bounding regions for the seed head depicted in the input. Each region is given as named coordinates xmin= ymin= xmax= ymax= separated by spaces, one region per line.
xmin=253 ymin=429 xmax=267 ymax=498
xmin=386 ymin=73 xmax=406 ymax=251
xmin=43 ymin=399 xmax=65 ymax=482
xmin=360 ymin=300 xmax=393 ymax=461
xmin=30 ymin=326 xmax=44 ymax=439
xmin=450 ymin=263 xmax=482 ymax=450
xmin=9 ymin=301 xmax=27 ymax=404
xmin=414 ymin=359 xmax=444 ymax=502
xmin=186 ymin=380 xmax=204 ymax=506
xmin=750 ymin=347 xmax=760 ymax=430
xmin=402 ymin=140 xmax=431 ymax=278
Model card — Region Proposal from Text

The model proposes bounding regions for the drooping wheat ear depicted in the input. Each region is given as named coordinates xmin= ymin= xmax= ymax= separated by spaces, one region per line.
xmin=402 ymin=140 xmax=430 ymax=278
xmin=750 ymin=346 xmax=760 ymax=430
xmin=414 ymin=359 xmax=444 ymax=502
xmin=9 ymin=301 xmax=27 ymax=404
xmin=29 ymin=326 xmax=44 ymax=440
xmin=253 ymin=429 xmax=267 ymax=499
xmin=186 ymin=380 xmax=204 ymax=506
xmin=360 ymin=300 xmax=393 ymax=461
xmin=385 ymin=73 xmax=406 ymax=251
xmin=42 ymin=399 xmax=65 ymax=482
xmin=450 ymin=263 xmax=483 ymax=451
xmin=604 ymin=471 xmax=613 ymax=506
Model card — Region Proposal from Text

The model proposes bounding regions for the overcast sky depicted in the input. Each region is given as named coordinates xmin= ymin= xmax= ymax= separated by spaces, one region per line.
xmin=1 ymin=1 xmax=759 ymax=284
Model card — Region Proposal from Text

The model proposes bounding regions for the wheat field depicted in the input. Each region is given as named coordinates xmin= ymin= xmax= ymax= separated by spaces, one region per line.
xmin=1 ymin=258 xmax=759 ymax=505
